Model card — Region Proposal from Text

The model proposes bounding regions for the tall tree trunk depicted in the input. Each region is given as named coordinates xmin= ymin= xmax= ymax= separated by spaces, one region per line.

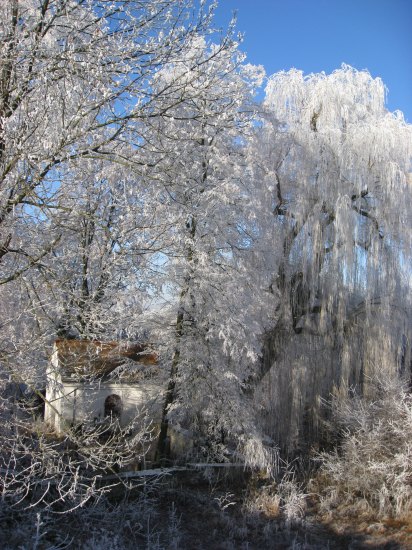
xmin=156 ymin=135 xmax=208 ymax=462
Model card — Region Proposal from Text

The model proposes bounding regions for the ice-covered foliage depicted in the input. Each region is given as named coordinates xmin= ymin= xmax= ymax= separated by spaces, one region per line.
xmin=316 ymin=375 xmax=412 ymax=519
xmin=261 ymin=65 xmax=411 ymax=309
xmin=1 ymin=0 xmax=411 ymax=515
xmin=0 ymin=0 xmax=229 ymax=376
xmin=146 ymin=35 xmax=276 ymax=462
xmin=253 ymin=65 xmax=412 ymax=452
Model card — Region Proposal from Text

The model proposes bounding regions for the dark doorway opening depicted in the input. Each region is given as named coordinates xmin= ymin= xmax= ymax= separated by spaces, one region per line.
xmin=104 ymin=394 xmax=122 ymax=420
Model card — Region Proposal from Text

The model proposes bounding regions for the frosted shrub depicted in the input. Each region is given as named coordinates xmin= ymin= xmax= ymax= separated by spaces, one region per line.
xmin=242 ymin=436 xmax=279 ymax=479
xmin=317 ymin=376 xmax=412 ymax=519
xmin=243 ymin=466 xmax=307 ymax=526
xmin=278 ymin=474 xmax=307 ymax=527
xmin=243 ymin=482 xmax=281 ymax=519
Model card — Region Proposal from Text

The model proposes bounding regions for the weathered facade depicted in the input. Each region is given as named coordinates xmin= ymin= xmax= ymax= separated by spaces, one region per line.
xmin=45 ymin=339 xmax=164 ymax=434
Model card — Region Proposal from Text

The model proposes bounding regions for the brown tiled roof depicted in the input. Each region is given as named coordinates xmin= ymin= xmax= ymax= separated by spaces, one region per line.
xmin=54 ymin=339 xmax=158 ymax=381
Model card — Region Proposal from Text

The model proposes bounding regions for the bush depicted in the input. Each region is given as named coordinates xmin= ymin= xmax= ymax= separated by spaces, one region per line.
xmin=315 ymin=375 xmax=412 ymax=520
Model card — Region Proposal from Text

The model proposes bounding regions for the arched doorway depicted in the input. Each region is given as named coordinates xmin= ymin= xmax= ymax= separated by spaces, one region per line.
xmin=104 ymin=394 xmax=122 ymax=421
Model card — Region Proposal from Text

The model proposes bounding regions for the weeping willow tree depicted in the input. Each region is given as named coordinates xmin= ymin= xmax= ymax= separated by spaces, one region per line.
xmin=251 ymin=66 xmax=412 ymax=453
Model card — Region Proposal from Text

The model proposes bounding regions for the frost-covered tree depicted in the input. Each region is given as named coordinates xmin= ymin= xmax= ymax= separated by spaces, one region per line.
xmin=23 ymin=156 xmax=166 ymax=341
xmin=0 ymin=0 xmax=226 ymax=373
xmin=1 ymin=0 xmax=262 ymax=515
xmin=0 ymin=0 xmax=243 ymax=378
xmin=141 ymin=36 xmax=276 ymax=462
xmin=0 ymin=0 xmax=240 ymax=291
xmin=252 ymin=66 xmax=412 ymax=452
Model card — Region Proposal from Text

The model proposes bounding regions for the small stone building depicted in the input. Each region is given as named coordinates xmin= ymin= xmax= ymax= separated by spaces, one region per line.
xmin=45 ymin=339 xmax=164 ymax=434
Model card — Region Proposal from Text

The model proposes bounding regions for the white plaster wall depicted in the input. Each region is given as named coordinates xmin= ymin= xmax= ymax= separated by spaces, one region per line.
xmin=49 ymin=381 xmax=164 ymax=432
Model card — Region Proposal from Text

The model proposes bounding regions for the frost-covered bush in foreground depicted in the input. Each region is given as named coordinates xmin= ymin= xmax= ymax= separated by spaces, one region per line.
xmin=243 ymin=464 xmax=307 ymax=529
xmin=315 ymin=376 xmax=412 ymax=520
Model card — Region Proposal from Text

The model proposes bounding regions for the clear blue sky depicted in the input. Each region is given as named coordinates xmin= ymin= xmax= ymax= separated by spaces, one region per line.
xmin=213 ymin=0 xmax=412 ymax=122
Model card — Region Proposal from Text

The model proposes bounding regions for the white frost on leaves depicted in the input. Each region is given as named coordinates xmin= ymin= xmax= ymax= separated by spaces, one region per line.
xmin=254 ymin=65 xmax=412 ymax=452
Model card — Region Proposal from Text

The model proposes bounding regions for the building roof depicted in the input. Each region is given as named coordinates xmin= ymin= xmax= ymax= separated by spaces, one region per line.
xmin=54 ymin=339 xmax=158 ymax=382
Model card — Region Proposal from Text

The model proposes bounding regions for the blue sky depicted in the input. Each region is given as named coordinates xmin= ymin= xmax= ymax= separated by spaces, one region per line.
xmin=213 ymin=0 xmax=412 ymax=122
